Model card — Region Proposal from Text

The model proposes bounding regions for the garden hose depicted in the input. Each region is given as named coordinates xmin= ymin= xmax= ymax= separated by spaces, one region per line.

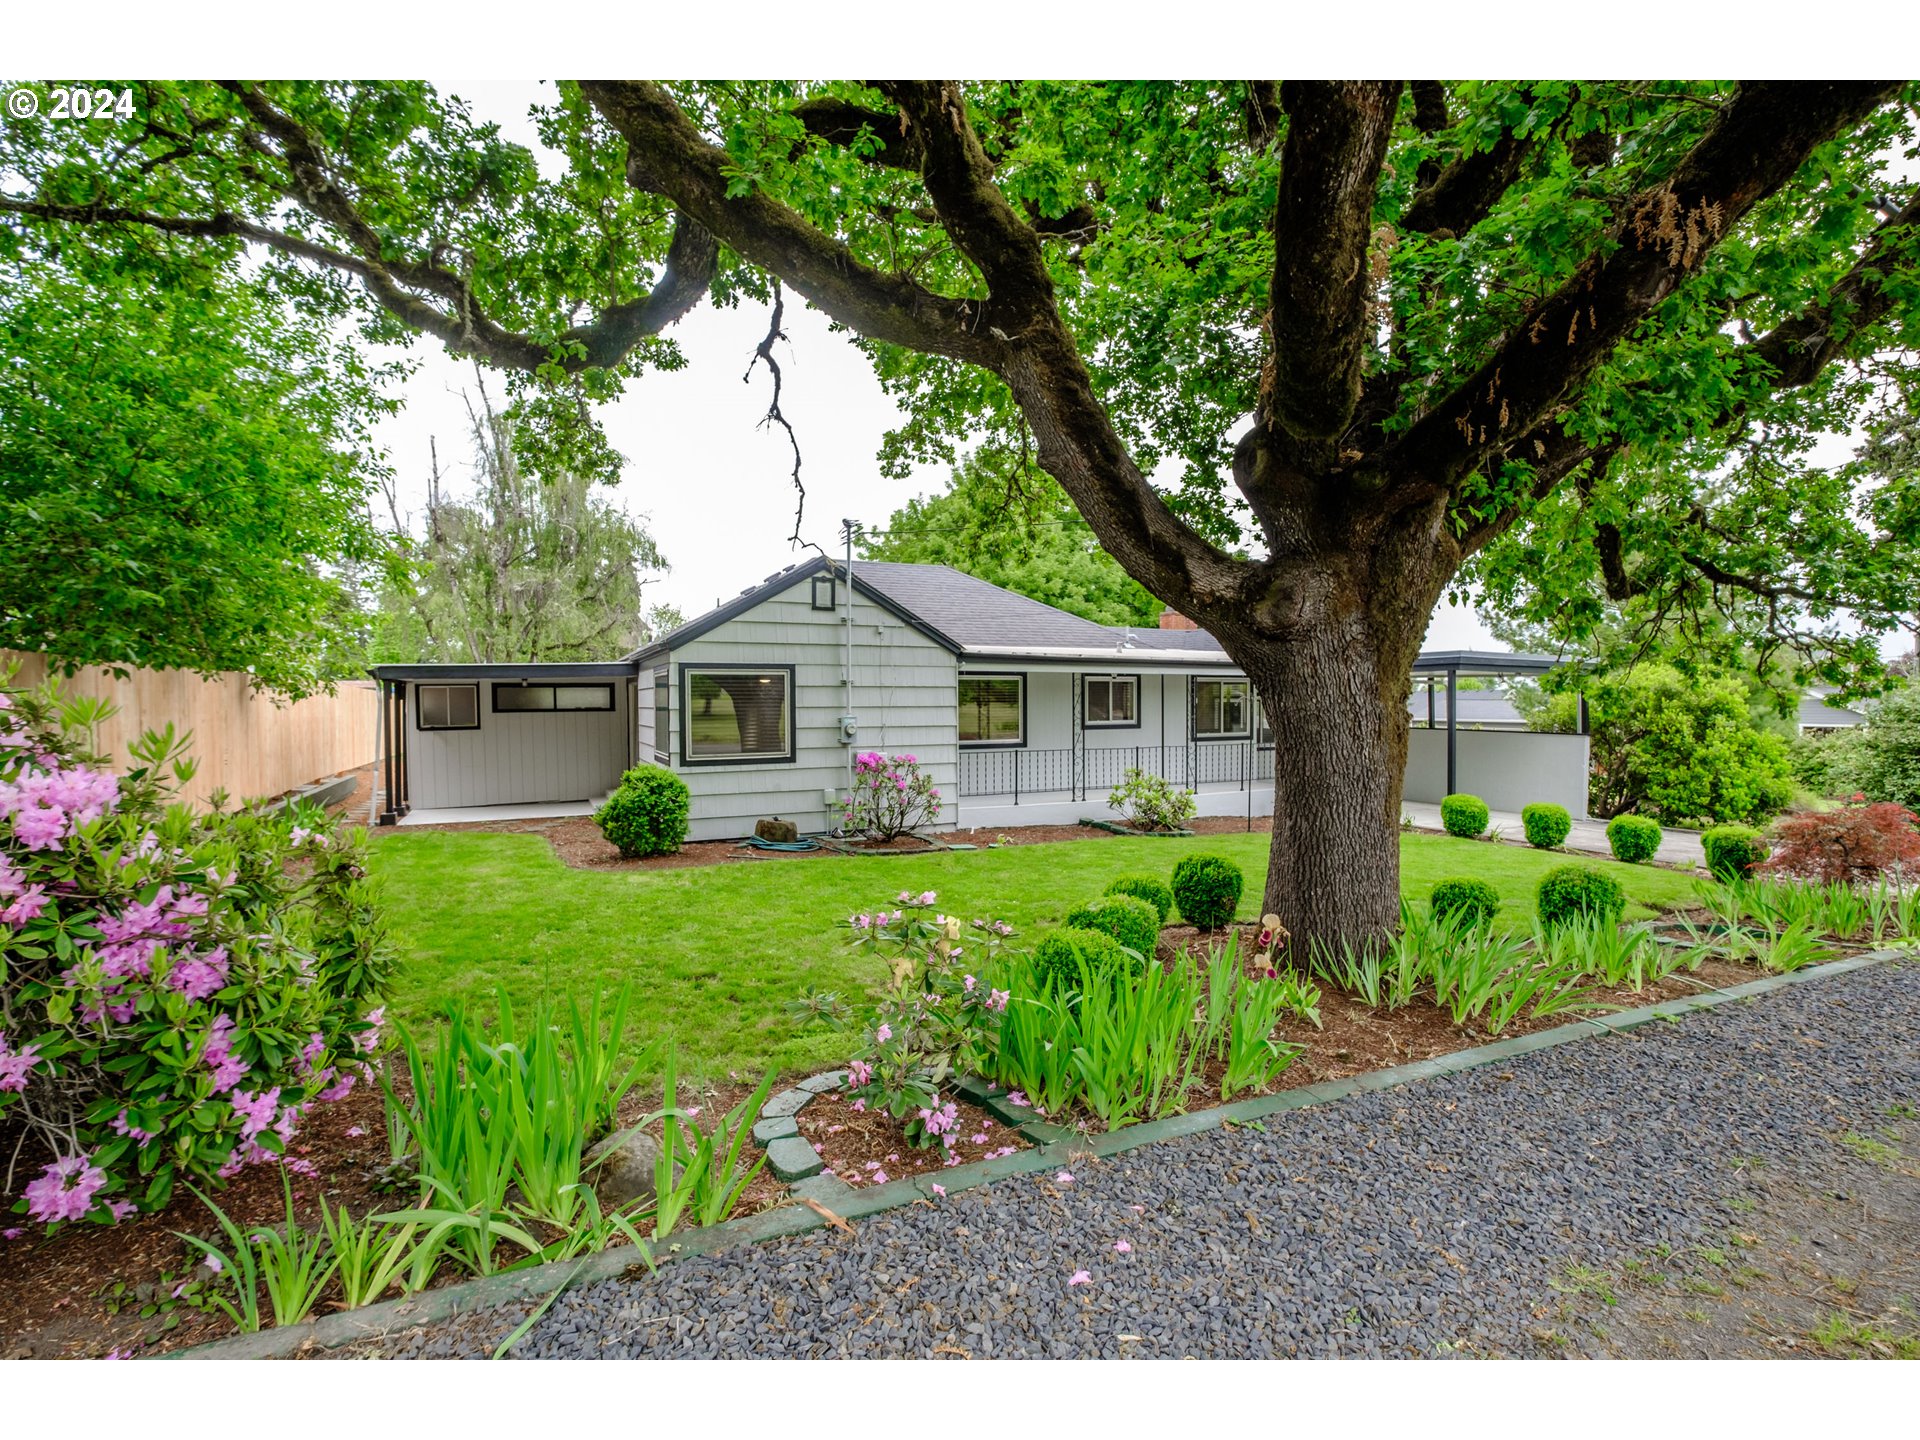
xmin=741 ymin=835 xmax=822 ymax=852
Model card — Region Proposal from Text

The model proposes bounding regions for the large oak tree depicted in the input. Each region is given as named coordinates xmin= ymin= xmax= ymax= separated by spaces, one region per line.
xmin=6 ymin=80 xmax=1917 ymax=944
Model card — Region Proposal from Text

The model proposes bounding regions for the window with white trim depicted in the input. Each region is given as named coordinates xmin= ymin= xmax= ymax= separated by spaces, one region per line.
xmin=1083 ymin=674 xmax=1139 ymax=728
xmin=417 ymin=683 xmax=479 ymax=731
xmin=959 ymin=675 xmax=1024 ymax=746
xmin=1192 ymin=679 xmax=1250 ymax=739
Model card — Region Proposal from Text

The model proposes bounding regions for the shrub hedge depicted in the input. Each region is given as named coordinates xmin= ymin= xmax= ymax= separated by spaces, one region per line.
xmin=1536 ymin=864 xmax=1627 ymax=929
xmin=1065 ymin=893 xmax=1162 ymax=957
xmin=1030 ymin=926 xmax=1141 ymax=990
xmin=1440 ymin=793 xmax=1490 ymax=839
xmin=1701 ymin=824 xmax=1769 ymax=881
xmin=1429 ymin=877 xmax=1502 ymax=928
xmin=1170 ymin=854 xmax=1244 ymax=929
xmin=1103 ymin=873 xmax=1174 ymax=924
xmin=1605 ymin=813 xmax=1663 ymax=864
xmin=594 ymin=765 xmax=690 ymax=858
xmin=1521 ymin=802 xmax=1572 ymax=849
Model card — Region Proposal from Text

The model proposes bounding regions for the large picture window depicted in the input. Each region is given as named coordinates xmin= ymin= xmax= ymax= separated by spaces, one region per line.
xmin=1082 ymin=674 xmax=1139 ymax=729
xmin=681 ymin=666 xmax=794 ymax=764
xmin=959 ymin=674 xmax=1024 ymax=746
xmin=1192 ymin=678 xmax=1250 ymax=739
xmin=416 ymin=683 xmax=479 ymax=731
xmin=491 ymin=683 xmax=615 ymax=713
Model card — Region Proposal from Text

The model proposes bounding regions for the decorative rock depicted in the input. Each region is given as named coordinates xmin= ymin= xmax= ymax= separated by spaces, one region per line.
xmin=752 ymin=1115 xmax=799 ymax=1144
xmin=798 ymin=1070 xmax=846 ymax=1094
xmin=787 ymin=1174 xmax=855 ymax=1206
xmin=584 ymin=1126 xmax=670 ymax=1209
xmin=764 ymin=1136 xmax=823 ymax=1182
xmin=754 ymin=817 xmax=799 ymax=844
xmin=762 ymin=1088 xmax=815 ymax=1118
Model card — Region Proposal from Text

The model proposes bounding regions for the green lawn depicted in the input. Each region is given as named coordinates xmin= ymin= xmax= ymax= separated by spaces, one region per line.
xmin=368 ymin=828 xmax=1699 ymax=1080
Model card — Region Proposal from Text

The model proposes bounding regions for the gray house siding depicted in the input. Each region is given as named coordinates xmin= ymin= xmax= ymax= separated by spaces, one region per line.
xmin=409 ymin=679 xmax=632 ymax=809
xmin=661 ymin=577 xmax=958 ymax=841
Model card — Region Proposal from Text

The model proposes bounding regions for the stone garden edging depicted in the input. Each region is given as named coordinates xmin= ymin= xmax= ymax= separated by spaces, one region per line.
xmin=160 ymin=946 xmax=1907 ymax=1360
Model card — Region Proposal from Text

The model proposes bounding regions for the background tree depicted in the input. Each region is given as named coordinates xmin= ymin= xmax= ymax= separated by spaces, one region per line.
xmin=0 ymin=251 xmax=395 ymax=697
xmin=1519 ymin=664 xmax=1795 ymax=824
xmin=372 ymin=377 xmax=679 ymax=663
xmin=861 ymin=447 xmax=1163 ymax=626
xmin=10 ymin=81 xmax=1919 ymax=944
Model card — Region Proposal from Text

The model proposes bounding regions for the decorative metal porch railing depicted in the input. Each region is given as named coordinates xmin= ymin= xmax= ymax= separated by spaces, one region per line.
xmin=957 ymin=743 xmax=1274 ymax=802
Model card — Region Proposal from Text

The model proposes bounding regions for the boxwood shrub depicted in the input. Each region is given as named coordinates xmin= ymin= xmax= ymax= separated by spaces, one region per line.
xmin=1103 ymin=873 xmax=1174 ymax=925
xmin=1521 ymin=802 xmax=1572 ymax=849
xmin=1030 ymin=926 xmax=1141 ymax=990
xmin=594 ymin=764 xmax=691 ymax=858
xmin=1606 ymin=813 xmax=1662 ymax=864
xmin=1170 ymin=854 xmax=1244 ymax=929
xmin=1440 ymin=792 xmax=1490 ymax=839
xmin=1065 ymin=894 xmax=1162 ymax=958
xmin=1430 ymin=877 xmax=1502 ymax=928
xmin=1536 ymin=864 xmax=1627 ymax=929
xmin=1701 ymin=823 xmax=1769 ymax=882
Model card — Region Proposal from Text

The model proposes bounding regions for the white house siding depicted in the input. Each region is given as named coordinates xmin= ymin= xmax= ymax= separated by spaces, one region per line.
xmin=1404 ymin=727 xmax=1591 ymax=818
xmin=662 ymin=578 xmax=959 ymax=841
xmin=408 ymin=680 xmax=632 ymax=809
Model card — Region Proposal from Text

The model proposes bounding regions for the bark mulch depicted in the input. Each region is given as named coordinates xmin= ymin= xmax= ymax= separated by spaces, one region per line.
xmin=797 ymin=1090 xmax=1029 ymax=1192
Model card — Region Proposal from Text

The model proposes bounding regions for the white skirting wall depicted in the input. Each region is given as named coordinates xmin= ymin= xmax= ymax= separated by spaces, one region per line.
xmin=1403 ymin=728 xmax=1591 ymax=819
xmin=952 ymin=784 xmax=1272 ymax=832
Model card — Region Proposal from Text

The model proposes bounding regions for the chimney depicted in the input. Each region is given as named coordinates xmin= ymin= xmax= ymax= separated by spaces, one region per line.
xmin=1158 ymin=608 xmax=1198 ymax=631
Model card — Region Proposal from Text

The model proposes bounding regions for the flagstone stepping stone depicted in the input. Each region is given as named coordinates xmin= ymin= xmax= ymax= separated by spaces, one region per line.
xmin=761 ymin=1088 xmax=814 ymax=1119
xmin=764 ymin=1136 xmax=823 ymax=1182
xmin=752 ymin=1115 xmax=799 ymax=1144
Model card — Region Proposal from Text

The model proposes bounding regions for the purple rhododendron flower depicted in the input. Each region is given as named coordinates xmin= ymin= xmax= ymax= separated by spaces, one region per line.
xmin=23 ymin=1153 xmax=108 ymax=1223
xmin=230 ymin=1086 xmax=281 ymax=1139
xmin=0 ymin=1031 xmax=46 ymax=1093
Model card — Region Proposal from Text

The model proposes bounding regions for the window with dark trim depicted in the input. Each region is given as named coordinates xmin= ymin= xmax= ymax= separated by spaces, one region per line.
xmin=652 ymin=667 xmax=670 ymax=764
xmin=959 ymin=674 xmax=1025 ymax=746
xmin=491 ymin=682 xmax=615 ymax=713
xmin=681 ymin=665 xmax=794 ymax=764
xmin=416 ymin=683 xmax=480 ymax=731
xmin=1082 ymin=674 xmax=1140 ymax=729
xmin=1191 ymin=678 xmax=1250 ymax=739
xmin=810 ymin=575 xmax=837 ymax=611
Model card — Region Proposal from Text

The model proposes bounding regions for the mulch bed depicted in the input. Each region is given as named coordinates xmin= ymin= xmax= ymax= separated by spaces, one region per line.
xmin=797 ymin=1090 xmax=1029 ymax=1191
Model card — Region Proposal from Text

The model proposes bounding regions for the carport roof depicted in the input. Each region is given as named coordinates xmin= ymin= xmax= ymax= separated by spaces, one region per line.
xmin=366 ymin=662 xmax=636 ymax=681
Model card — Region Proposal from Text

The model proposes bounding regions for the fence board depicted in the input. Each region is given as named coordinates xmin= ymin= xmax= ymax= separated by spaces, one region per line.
xmin=2 ymin=651 xmax=375 ymax=806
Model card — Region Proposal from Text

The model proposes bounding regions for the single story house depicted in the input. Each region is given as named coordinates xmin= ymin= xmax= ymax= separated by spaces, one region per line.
xmin=368 ymin=559 xmax=1592 ymax=838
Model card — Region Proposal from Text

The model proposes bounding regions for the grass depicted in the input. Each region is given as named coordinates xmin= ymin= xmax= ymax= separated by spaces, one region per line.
xmin=368 ymin=827 xmax=1702 ymax=1078
xmin=1807 ymin=1311 xmax=1920 ymax=1359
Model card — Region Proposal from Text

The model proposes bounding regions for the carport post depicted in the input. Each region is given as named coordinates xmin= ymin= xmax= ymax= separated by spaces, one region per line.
xmin=1446 ymin=665 xmax=1458 ymax=797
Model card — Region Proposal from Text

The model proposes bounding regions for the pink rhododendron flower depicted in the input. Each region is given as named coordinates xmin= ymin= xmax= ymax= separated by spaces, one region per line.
xmin=109 ymin=1110 xmax=157 ymax=1146
xmin=970 ymin=1132 xmax=987 ymax=1145
xmin=1114 ymin=1240 xmax=1132 ymax=1254
xmin=1068 ymin=1270 xmax=1092 ymax=1286
xmin=874 ymin=1023 xmax=892 ymax=1044
xmin=0 ymin=1031 xmax=46 ymax=1092
xmin=929 ymin=1183 xmax=946 ymax=1197
xmin=108 ymin=1200 xmax=137 ymax=1223
xmin=850 ymin=1098 xmax=866 ymax=1113
xmin=963 ymin=974 xmax=976 ymax=992
xmin=1055 ymin=1171 xmax=1074 ymax=1185
xmin=846 ymin=1058 xmax=872 ymax=1086
xmin=987 ymin=989 xmax=1010 ymax=1012
xmin=2 ymin=1229 xmax=22 ymax=1240
xmin=24 ymin=1154 xmax=108 ymax=1223
xmin=316 ymin=1070 xmax=357 ymax=1103
xmin=230 ymin=1086 xmax=281 ymax=1139
xmin=872 ymin=1169 xmax=888 ymax=1184
xmin=1005 ymin=1090 xmax=1029 ymax=1108
xmin=345 ymin=1126 xmax=366 ymax=1139
xmin=202 ymin=1254 xmax=223 ymax=1274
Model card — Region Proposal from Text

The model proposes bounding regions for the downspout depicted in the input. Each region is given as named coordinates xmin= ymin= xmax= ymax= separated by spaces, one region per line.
xmin=1446 ymin=665 xmax=1458 ymax=797
xmin=367 ymin=671 xmax=383 ymax=827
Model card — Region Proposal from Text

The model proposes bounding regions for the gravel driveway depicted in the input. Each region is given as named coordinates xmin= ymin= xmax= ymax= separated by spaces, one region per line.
xmin=382 ymin=957 xmax=1918 ymax=1359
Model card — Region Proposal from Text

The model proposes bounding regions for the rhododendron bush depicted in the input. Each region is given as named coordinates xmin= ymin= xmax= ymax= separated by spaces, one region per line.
xmin=840 ymin=892 xmax=1015 ymax=1152
xmin=0 ymin=681 xmax=391 ymax=1228
xmin=840 ymin=752 xmax=941 ymax=842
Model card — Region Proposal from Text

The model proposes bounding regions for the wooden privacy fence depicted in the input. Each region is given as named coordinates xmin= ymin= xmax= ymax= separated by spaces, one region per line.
xmin=2 ymin=651 xmax=375 ymax=807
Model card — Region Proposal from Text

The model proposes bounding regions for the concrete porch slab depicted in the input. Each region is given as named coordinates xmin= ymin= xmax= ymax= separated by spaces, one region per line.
xmin=396 ymin=800 xmax=595 ymax=827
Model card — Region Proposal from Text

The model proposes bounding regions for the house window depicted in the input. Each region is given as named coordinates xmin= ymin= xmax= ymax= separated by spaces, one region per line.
xmin=491 ymin=683 xmax=615 ymax=713
xmin=810 ymin=575 xmax=837 ymax=611
xmin=416 ymin=683 xmax=479 ymax=731
xmin=681 ymin=666 xmax=794 ymax=764
xmin=1083 ymin=674 xmax=1139 ymax=729
xmin=1192 ymin=678 xmax=1250 ymax=739
xmin=652 ymin=667 xmax=670 ymax=764
xmin=959 ymin=675 xmax=1024 ymax=746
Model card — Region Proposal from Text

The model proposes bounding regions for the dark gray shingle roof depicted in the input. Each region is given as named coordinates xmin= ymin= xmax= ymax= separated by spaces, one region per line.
xmin=850 ymin=562 xmax=1122 ymax=651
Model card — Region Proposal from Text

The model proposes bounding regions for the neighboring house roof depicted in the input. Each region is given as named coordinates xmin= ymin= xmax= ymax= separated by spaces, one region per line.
xmin=1404 ymin=691 xmax=1528 ymax=727
xmin=1799 ymin=689 xmax=1869 ymax=728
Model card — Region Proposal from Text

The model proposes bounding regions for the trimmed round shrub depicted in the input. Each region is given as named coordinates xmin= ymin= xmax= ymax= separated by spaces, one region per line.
xmin=594 ymin=764 xmax=691 ymax=858
xmin=1065 ymin=894 xmax=1161 ymax=958
xmin=1702 ymin=823 xmax=1769 ymax=882
xmin=1104 ymin=873 xmax=1174 ymax=924
xmin=1536 ymin=864 xmax=1627 ymax=930
xmin=1440 ymin=792 xmax=1491 ymax=839
xmin=1606 ymin=813 xmax=1662 ymax=864
xmin=1430 ymin=877 xmax=1502 ymax=929
xmin=1521 ymin=802 xmax=1572 ymax=849
xmin=1170 ymin=854 xmax=1244 ymax=929
xmin=1030 ymin=926 xmax=1140 ymax=990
